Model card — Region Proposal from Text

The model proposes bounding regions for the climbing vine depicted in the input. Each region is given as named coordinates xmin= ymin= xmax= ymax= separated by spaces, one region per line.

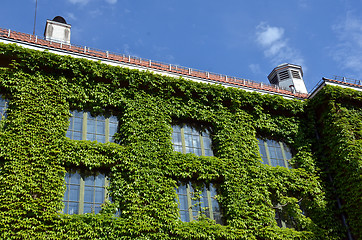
xmin=0 ymin=43 xmax=351 ymax=239
xmin=308 ymin=86 xmax=362 ymax=240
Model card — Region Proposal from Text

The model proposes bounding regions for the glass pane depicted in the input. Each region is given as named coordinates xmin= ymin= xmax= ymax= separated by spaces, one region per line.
xmin=86 ymin=133 xmax=96 ymax=141
xmin=172 ymin=132 xmax=182 ymax=146
xmin=97 ymin=120 xmax=105 ymax=134
xmin=95 ymin=174 xmax=104 ymax=187
xmin=73 ymin=117 xmax=83 ymax=132
xmin=202 ymin=136 xmax=212 ymax=149
xmin=185 ymin=134 xmax=193 ymax=147
xmin=95 ymin=188 xmax=104 ymax=203
xmin=73 ymin=111 xmax=83 ymax=118
xmin=180 ymin=211 xmax=189 ymax=222
xmin=204 ymin=149 xmax=213 ymax=157
xmin=172 ymin=125 xmax=181 ymax=133
xmin=87 ymin=119 xmax=96 ymax=134
xmin=84 ymin=175 xmax=95 ymax=186
xmin=73 ymin=131 xmax=82 ymax=141
xmin=68 ymin=202 xmax=79 ymax=214
xmin=96 ymin=135 xmax=106 ymax=143
xmin=84 ymin=186 xmax=94 ymax=203
xmin=93 ymin=206 xmax=101 ymax=214
xmin=83 ymin=203 xmax=93 ymax=214
xmin=0 ymin=97 xmax=8 ymax=119
xmin=178 ymin=194 xmax=188 ymax=211
xmin=109 ymin=121 xmax=118 ymax=137
xmin=69 ymin=187 xmax=80 ymax=202
xmin=183 ymin=125 xmax=192 ymax=134
xmin=70 ymin=172 xmax=81 ymax=184
xmin=174 ymin=145 xmax=182 ymax=153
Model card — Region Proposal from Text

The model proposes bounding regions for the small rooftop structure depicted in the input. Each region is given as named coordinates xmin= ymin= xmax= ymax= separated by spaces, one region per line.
xmin=44 ymin=16 xmax=71 ymax=44
xmin=268 ymin=63 xmax=308 ymax=94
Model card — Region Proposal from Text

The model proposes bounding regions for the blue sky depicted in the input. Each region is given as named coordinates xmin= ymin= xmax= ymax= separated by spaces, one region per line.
xmin=1 ymin=0 xmax=362 ymax=91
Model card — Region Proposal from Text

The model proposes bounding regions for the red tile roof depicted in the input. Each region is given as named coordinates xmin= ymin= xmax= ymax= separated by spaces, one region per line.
xmin=0 ymin=28 xmax=308 ymax=99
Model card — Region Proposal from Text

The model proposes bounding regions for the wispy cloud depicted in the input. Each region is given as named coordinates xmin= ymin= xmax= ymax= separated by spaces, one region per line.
xmin=331 ymin=13 xmax=362 ymax=76
xmin=255 ymin=22 xmax=304 ymax=66
xmin=248 ymin=64 xmax=262 ymax=75
xmin=65 ymin=12 xmax=77 ymax=21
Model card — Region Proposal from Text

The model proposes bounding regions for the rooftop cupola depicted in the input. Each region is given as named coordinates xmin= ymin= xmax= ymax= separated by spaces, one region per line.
xmin=268 ymin=63 xmax=308 ymax=94
xmin=44 ymin=16 xmax=71 ymax=44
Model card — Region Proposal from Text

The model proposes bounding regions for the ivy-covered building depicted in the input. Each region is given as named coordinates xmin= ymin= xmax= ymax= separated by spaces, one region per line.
xmin=0 ymin=17 xmax=361 ymax=239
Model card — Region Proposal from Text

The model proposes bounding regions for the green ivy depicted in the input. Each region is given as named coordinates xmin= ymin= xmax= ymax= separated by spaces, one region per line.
xmin=0 ymin=42 xmax=352 ymax=239
xmin=308 ymin=85 xmax=362 ymax=239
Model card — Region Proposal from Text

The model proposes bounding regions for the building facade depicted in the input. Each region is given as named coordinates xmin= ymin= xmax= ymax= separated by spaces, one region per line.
xmin=0 ymin=19 xmax=360 ymax=239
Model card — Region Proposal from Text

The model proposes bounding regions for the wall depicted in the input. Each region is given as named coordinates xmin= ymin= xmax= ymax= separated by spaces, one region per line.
xmin=0 ymin=43 xmax=353 ymax=239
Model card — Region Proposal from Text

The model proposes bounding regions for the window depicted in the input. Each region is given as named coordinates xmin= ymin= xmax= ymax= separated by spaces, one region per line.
xmin=172 ymin=124 xmax=213 ymax=156
xmin=275 ymin=207 xmax=291 ymax=228
xmin=66 ymin=111 xmax=118 ymax=143
xmin=0 ymin=96 xmax=8 ymax=120
xmin=63 ymin=170 xmax=109 ymax=214
xmin=274 ymin=205 xmax=300 ymax=229
xmin=176 ymin=182 xmax=222 ymax=224
xmin=257 ymin=138 xmax=292 ymax=168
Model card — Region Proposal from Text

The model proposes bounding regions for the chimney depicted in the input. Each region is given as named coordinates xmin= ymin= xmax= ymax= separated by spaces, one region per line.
xmin=268 ymin=63 xmax=308 ymax=94
xmin=44 ymin=16 xmax=71 ymax=44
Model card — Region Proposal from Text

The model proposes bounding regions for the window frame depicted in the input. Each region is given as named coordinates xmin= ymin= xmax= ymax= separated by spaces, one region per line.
xmin=171 ymin=123 xmax=213 ymax=157
xmin=67 ymin=111 xmax=118 ymax=143
xmin=63 ymin=170 xmax=110 ymax=215
xmin=176 ymin=181 xmax=222 ymax=224
xmin=257 ymin=137 xmax=292 ymax=168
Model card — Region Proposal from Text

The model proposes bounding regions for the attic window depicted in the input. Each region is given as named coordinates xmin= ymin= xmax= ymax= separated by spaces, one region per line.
xmin=278 ymin=70 xmax=290 ymax=81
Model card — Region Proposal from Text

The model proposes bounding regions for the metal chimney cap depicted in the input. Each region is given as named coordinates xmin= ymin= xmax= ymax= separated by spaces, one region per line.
xmin=52 ymin=16 xmax=67 ymax=24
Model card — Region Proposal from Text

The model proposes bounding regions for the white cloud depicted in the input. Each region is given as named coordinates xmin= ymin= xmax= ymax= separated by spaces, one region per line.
xmin=331 ymin=13 xmax=362 ymax=75
xmin=255 ymin=22 xmax=304 ymax=67
xmin=249 ymin=64 xmax=262 ymax=75
xmin=256 ymin=24 xmax=284 ymax=47
xmin=65 ymin=12 xmax=77 ymax=21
